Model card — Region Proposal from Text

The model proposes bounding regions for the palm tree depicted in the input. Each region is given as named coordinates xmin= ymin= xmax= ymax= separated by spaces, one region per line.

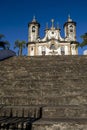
xmin=80 ymin=33 xmax=87 ymax=48
xmin=0 ymin=34 xmax=10 ymax=49
xmin=14 ymin=40 xmax=26 ymax=56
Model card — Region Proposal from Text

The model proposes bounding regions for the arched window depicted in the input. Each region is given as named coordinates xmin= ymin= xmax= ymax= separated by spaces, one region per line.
xmin=42 ymin=46 xmax=46 ymax=55
xmin=31 ymin=47 xmax=33 ymax=51
xmin=61 ymin=46 xmax=65 ymax=55
xmin=69 ymin=25 xmax=73 ymax=32
xmin=50 ymin=44 xmax=56 ymax=50
xmin=32 ymin=26 xmax=35 ymax=32
xmin=70 ymin=25 xmax=73 ymax=28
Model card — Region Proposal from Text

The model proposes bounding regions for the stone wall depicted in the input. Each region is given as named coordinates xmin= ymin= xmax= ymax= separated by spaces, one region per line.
xmin=0 ymin=56 xmax=87 ymax=129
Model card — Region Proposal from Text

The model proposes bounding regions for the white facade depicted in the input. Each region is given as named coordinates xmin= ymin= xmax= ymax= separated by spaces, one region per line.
xmin=83 ymin=50 xmax=87 ymax=55
xmin=27 ymin=16 xmax=78 ymax=56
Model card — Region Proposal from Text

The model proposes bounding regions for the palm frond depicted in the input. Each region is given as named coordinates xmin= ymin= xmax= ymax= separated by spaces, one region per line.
xmin=14 ymin=40 xmax=26 ymax=55
xmin=80 ymin=33 xmax=87 ymax=47
xmin=0 ymin=34 xmax=5 ymax=39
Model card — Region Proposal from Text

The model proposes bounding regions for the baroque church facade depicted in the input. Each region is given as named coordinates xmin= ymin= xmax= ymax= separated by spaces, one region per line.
xmin=27 ymin=16 xmax=78 ymax=56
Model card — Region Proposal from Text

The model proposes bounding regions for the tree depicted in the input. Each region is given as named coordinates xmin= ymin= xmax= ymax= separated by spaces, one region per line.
xmin=0 ymin=34 xmax=4 ymax=39
xmin=0 ymin=34 xmax=10 ymax=49
xmin=79 ymin=33 xmax=87 ymax=48
xmin=14 ymin=40 xmax=26 ymax=56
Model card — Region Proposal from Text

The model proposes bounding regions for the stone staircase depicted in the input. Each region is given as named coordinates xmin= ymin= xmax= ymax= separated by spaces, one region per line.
xmin=0 ymin=56 xmax=87 ymax=129
xmin=42 ymin=105 xmax=87 ymax=119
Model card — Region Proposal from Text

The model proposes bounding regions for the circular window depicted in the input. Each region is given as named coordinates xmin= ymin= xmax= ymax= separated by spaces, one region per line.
xmin=52 ymin=32 xmax=54 ymax=34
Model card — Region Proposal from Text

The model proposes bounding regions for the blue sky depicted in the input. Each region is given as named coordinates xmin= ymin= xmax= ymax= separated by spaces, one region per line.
xmin=0 ymin=0 xmax=87 ymax=55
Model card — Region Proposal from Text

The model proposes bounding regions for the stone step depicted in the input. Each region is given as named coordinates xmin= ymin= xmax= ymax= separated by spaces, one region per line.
xmin=2 ymin=65 xmax=87 ymax=72
xmin=1 ymin=86 xmax=87 ymax=97
xmin=0 ymin=105 xmax=41 ymax=118
xmin=1 ymin=78 xmax=87 ymax=90
xmin=32 ymin=118 xmax=87 ymax=130
xmin=0 ymin=96 xmax=42 ymax=106
xmin=2 ymin=88 xmax=87 ymax=97
xmin=1 ymin=74 xmax=86 ymax=83
xmin=42 ymin=106 xmax=87 ymax=118
xmin=2 ymin=55 xmax=87 ymax=62
xmin=1 ymin=95 xmax=87 ymax=106
xmin=42 ymin=96 xmax=87 ymax=106
xmin=1 ymin=56 xmax=87 ymax=67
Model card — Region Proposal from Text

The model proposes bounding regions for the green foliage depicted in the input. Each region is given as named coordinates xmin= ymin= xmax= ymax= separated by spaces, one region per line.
xmin=0 ymin=34 xmax=10 ymax=49
xmin=0 ymin=34 xmax=5 ymax=39
xmin=14 ymin=40 xmax=26 ymax=56
xmin=79 ymin=33 xmax=87 ymax=48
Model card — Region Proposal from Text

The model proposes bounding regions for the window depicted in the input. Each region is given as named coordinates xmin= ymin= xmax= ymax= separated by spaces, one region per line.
xmin=69 ymin=25 xmax=73 ymax=32
xmin=42 ymin=46 xmax=46 ymax=55
xmin=70 ymin=25 xmax=73 ymax=28
xmin=61 ymin=46 xmax=65 ymax=55
xmin=32 ymin=26 xmax=35 ymax=32
xmin=50 ymin=44 xmax=56 ymax=50
xmin=31 ymin=47 xmax=33 ymax=51
xmin=70 ymin=29 xmax=73 ymax=32
xmin=52 ymin=32 xmax=54 ymax=34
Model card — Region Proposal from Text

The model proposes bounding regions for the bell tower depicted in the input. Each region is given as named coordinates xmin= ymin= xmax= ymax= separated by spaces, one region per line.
xmin=28 ymin=16 xmax=40 ymax=42
xmin=64 ymin=15 xmax=76 ymax=41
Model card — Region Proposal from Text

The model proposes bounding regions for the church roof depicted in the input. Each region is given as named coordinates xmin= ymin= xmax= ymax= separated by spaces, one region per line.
xmin=0 ymin=49 xmax=16 ymax=61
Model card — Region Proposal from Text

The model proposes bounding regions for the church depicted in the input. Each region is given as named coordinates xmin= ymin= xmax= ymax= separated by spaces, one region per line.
xmin=27 ymin=16 xmax=78 ymax=56
xmin=0 ymin=16 xmax=87 ymax=130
